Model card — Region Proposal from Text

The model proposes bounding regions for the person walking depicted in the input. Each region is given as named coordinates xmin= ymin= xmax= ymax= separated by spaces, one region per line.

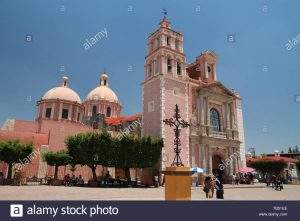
xmin=209 ymin=176 xmax=216 ymax=198
xmin=232 ymin=173 xmax=236 ymax=185
xmin=215 ymin=175 xmax=224 ymax=199
xmin=235 ymin=173 xmax=240 ymax=185
xmin=203 ymin=176 xmax=211 ymax=198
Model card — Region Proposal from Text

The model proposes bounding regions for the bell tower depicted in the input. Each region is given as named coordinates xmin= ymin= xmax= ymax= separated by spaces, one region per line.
xmin=142 ymin=17 xmax=190 ymax=170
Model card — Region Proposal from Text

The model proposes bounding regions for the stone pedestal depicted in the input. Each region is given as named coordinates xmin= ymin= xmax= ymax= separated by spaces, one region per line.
xmin=164 ymin=166 xmax=192 ymax=201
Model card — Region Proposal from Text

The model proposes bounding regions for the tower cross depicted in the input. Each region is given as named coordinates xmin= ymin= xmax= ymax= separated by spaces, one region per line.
xmin=162 ymin=8 xmax=168 ymax=18
xmin=163 ymin=104 xmax=190 ymax=166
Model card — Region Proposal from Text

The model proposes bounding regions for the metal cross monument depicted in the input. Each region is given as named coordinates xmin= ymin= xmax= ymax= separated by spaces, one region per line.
xmin=163 ymin=104 xmax=190 ymax=166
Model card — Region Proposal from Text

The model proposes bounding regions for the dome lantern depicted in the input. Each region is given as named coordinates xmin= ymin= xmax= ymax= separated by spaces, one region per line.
xmin=61 ymin=76 xmax=69 ymax=87
xmin=100 ymin=73 xmax=108 ymax=86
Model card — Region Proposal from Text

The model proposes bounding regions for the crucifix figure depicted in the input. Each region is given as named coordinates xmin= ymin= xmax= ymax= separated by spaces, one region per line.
xmin=163 ymin=104 xmax=190 ymax=166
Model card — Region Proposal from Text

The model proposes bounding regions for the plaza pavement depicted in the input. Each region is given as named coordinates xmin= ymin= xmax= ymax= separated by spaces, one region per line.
xmin=0 ymin=184 xmax=300 ymax=200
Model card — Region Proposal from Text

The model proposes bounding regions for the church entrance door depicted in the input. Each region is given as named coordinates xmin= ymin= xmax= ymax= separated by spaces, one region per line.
xmin=212 ymin=155 xmax=224 ymax=181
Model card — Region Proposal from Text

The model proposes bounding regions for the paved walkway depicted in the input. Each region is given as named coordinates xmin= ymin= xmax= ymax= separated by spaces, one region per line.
xmin=0 ymin=184 xmax=299 ymax=200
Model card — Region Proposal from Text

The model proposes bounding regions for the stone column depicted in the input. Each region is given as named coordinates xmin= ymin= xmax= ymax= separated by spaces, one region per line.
xmin=181 ymin=62 xmax=186 ymax=75
xmin=213 ymin=64 xmax=217 ymax=81
xmin=206 ymin=97 xmax=210 ymax=136
xmin=227 ymin=148 xmax=233 ymax=176
xmin=199 ymin=96 xmax=204 ymax=125
xmin=190 ymin=142 xmax=195 ymax=167
xmin=207 ymin=145 xmax=212 ymax=174
xmin=69 ymin=104 xmax=73 ymax=121
xmin=162 ymin=55 xmax=167 ymax=74
xmin=201 ymin=145 xmax=206 ymax=170
xmin=51 ymin=103 xmax=55 ymax=119
xmin=75 ymin=106 xmax=78 ymax=122
xmin=161 ymin=34 xmax=166 ymax=46
xmin=42 ymin=102 xmax=46 ymax=118
xmin=204 ymin=61 xmax=208 ymax=78
xmin=179 ymin=42 xmax=183 ymax=53
xmin=194 ymin=144 xmax=200 ymax=166
xmin=170 ymin=37 xmax=175 ymax=50
xmin=58 ymin=103 xmax=63 ymax=120
xmin=97 ymin=103 xmax=101 ymax=115
xmin=206 ymin=97 xmax=210 ymax=125
xmin=225 ymin=102 xmax=230 ymax=129
xmin=230 ymin=102 xmax=236 ymax=129
xmin=157 ymin=55 xmax=161 ymax=74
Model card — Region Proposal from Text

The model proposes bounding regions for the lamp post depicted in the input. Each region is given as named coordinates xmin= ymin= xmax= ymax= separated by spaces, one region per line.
xmin=163 ymin=104 xmax=190 ymax=166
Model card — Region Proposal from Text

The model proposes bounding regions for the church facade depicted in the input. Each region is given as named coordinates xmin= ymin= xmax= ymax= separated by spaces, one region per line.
xmin=142 ymin=18 xmax=246 ymax=181
xmin=0 ymin=17 xmax=246 ymax=183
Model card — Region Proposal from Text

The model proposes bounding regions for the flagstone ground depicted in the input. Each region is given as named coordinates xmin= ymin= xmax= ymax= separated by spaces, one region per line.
xmin=0 ymin=184 xmax=300 ymax=200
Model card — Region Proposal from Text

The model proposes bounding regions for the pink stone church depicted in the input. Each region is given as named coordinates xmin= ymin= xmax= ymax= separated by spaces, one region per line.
xmin=0 ymin=17 xmax=246 ymax=183
xmin=142 ymin=17 xmax=246 ymax=180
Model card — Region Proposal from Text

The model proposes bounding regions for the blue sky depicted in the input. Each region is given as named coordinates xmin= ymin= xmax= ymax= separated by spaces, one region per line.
xmin=0 ymin=0 xmax=299 ymax=154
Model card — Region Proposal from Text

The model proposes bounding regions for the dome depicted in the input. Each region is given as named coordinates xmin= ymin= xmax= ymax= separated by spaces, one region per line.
xmin=42 ymin=76 xmax=82 ymax=103
xmin=85 ymin=73 xmax=119 ymax=103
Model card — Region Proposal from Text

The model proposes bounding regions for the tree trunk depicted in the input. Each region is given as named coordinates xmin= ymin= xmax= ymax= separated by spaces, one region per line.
xmin=124 ymin=168 xmax=131 ymax=183
xmin=135 ymin=168 xmax=138 ymax=181
xmin=7 ymin=163 xmax=13 ymax=179
xmin=91 ymin=166 xmax=97 ymax=181
xmin=54 ymin=166 xmax=59 ymax=180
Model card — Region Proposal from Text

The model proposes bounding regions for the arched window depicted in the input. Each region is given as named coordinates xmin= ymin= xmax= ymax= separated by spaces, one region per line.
xmin=210 ymin=108 xmax=221 ymax=132
xmin=166 ymin=36 xmax=171 ymax=46
xmin=62 ymin=108 xmax=69 ymax=119
xmin=177 ymin=61 xmax=182 ymax=75
xmin=106 ymin=107 xmax=111 ymax=117
xmin=92 ymin=105 xmax=97 ymax=116
xmin=167 ymin=58 xmax=172 ymax=73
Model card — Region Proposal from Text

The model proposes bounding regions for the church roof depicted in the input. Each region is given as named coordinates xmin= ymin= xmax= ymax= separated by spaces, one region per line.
xmin=105 ymin=113 xmax=141 ymax=126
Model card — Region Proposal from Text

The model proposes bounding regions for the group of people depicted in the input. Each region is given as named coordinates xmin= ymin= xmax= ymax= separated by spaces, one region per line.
xmin=231 ymin=172 xmax=254 ymax=185
xmin=203 ymin=175 xmax=224 ymax=199
xmin=63 ymin=174 xmax=84 ymax=186
xmin=266 ymin=174 xmax=284 ymax=191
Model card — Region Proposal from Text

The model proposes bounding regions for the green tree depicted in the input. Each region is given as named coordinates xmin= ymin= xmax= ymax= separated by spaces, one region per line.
xmin=113 ymin=135 xmax=163 ymax=181
xmin=139 ymin=136 xmax=163 ymax=168
xmin=43 ymin=150 xmax=71 ymax=180
xmin=114 ymin=135 xmax=138 ymax=181
xmin=249 ymin=160 xmax=287 ymax=175
xmin=66 ymin=132 xmax=113 ymax=181
xmin=65 ymin=132 xmax=163 ymax=182
xmin=0 ymin=140 xmax=33 ymax=179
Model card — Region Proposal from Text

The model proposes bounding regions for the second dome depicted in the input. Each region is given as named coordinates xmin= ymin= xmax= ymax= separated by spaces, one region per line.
xmin=85 ymin=73 xmax=119 ymax=103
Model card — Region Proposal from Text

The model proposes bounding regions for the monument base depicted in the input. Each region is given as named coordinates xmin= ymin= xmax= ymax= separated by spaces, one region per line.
xmin=164 ymin=166 xmax=192 ymax=201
